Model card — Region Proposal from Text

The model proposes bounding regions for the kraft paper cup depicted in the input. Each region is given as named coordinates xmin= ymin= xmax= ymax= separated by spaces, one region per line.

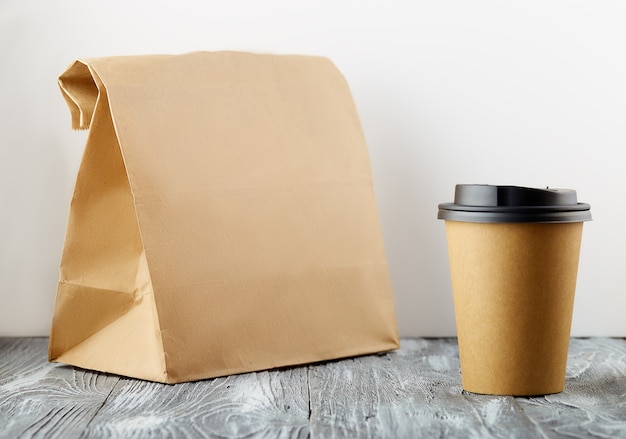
xmin=438 ymin=185 xmax=591 ymax=396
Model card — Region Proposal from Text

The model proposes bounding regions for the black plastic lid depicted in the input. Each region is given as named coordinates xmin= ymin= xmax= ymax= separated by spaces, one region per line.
xmin=438 ymin=185 xmax=592 ymax=223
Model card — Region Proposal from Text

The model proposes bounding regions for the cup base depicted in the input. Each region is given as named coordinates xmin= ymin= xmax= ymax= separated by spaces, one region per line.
xmin=461 ymin=387 xmax=564 ymax=397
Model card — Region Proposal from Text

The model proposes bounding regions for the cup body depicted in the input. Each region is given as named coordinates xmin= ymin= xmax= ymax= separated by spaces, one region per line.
xmin=445 ymin=220 xmax=583 ymax=395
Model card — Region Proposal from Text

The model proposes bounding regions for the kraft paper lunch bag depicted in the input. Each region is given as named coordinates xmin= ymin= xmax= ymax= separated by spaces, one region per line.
xmin=49 ymin=51 xmax=399 ymax=383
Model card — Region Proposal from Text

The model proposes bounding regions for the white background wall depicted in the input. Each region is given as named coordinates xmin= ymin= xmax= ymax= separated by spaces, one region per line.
xmin=1 ymin=0 xmax=625 ymax=337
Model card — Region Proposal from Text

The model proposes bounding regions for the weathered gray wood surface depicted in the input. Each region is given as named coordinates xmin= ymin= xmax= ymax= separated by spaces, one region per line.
xmin=1 ymin=337 xmax=624 ymax=438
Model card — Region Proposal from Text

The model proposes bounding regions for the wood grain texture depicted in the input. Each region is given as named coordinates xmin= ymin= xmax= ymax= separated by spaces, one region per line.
xmin=1 ymin=337 xmax=625 ymax=438
xmin=0 ymin=337 xmax=120 ymax=439
xmin=308 ymin=338 xmax=517 ymax=438
xmin=309 ymin=338 xmax=626 ymax=438
xmin=515 ymin=338 xmax=626 ymax=439
xmin=83 ymin=368 xmax=310 ymax=438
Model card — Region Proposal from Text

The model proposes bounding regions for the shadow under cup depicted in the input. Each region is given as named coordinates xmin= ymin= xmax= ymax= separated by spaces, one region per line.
xmin=438 ymin=185 xmax=592 ymax=396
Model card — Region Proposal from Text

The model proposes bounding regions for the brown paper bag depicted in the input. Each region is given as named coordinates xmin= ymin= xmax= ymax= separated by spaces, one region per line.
xmin=49 ymin=51 xmax=399 ymax=383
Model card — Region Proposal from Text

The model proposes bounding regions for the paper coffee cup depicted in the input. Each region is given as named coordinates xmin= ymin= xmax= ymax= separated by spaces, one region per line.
xmin=438 ymin=185 xmax=591 ymax=396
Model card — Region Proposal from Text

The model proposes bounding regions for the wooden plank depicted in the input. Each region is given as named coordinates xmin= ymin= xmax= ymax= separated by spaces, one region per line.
xmin=308 ymin=338 xmax=626 ymax=438
xmin=83 ymin=367 xmax=310 ymax=438
xmin=2 ymin=337 xmax=625 ymax=438
xmin=0 ymin=337 xmax=120 ymax=439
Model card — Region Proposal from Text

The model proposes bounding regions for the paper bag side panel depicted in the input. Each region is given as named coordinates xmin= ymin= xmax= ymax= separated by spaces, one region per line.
xmin=51 ymin=253 xmax=167 ymax=383
xmin=50 ymin=64 xmax=167 ymax=382
xmin=56 ymin=70 xmax=144 ymax=293
xmin=87 ymin=52 xmax=399 ymax=382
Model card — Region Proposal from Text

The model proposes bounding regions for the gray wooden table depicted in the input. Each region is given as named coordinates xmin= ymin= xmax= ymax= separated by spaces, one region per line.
xmin=1 ymin=337 xmax=624 ymax=438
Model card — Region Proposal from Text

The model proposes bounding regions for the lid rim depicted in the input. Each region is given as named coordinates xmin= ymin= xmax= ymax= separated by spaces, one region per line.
xmin=437 ymin=209 xmax=592 ymax=223
xmin=438 ymin=202 xmax=591 ymax=213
